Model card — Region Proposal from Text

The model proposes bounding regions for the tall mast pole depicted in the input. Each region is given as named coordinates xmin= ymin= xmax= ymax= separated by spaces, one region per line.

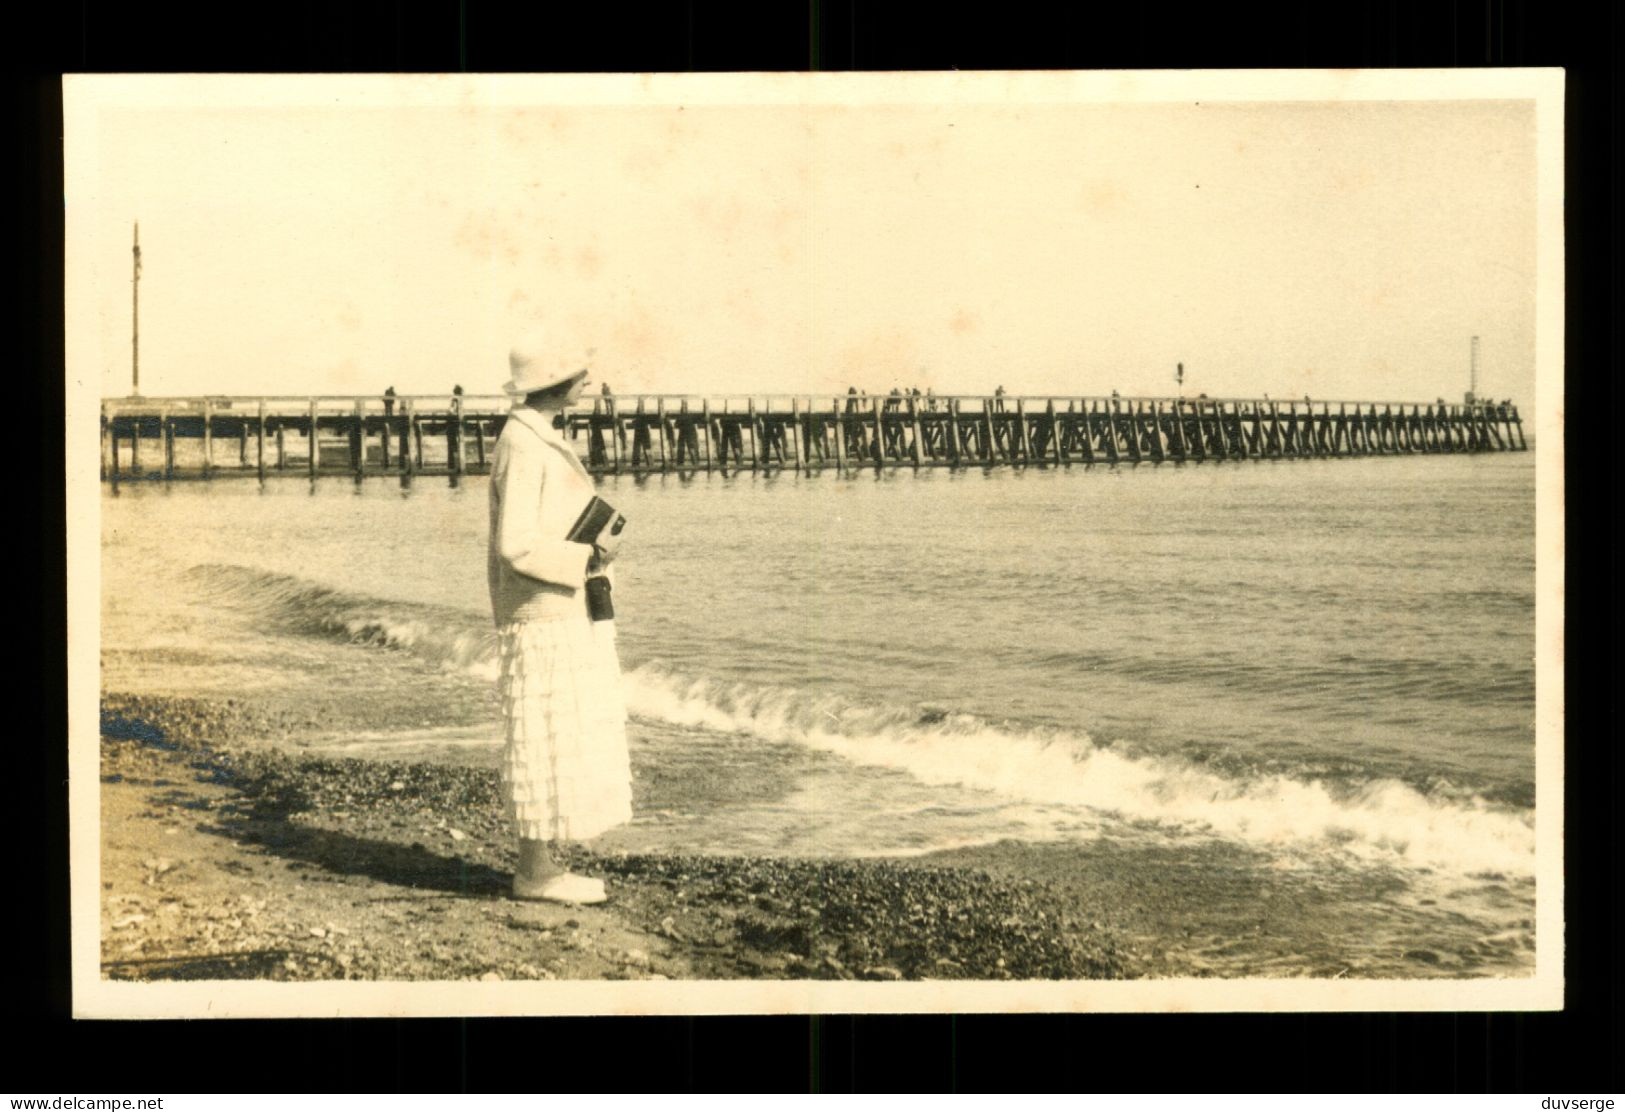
xmin=132 ymin=222 xmax=141 ymax=396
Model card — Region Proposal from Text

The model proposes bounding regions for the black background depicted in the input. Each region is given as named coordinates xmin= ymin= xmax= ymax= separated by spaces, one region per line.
xmin=15 ymin=0 xmax=1620 ymax=1093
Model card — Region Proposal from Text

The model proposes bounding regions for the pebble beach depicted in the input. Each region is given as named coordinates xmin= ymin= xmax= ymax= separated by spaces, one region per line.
xmin=99 ymin=692 xmax=1132 ymax=983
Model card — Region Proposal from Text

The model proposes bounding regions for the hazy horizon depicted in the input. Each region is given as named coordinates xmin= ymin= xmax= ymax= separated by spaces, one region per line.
xmin=71 ymin=77 xmax=1541 ymax=408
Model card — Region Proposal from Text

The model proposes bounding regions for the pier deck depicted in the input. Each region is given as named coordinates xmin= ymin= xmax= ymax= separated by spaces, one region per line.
xmin=99 ymin=393 xmax=1527 ymax=485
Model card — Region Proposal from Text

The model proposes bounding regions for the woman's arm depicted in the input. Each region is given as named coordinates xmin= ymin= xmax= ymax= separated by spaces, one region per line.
xmin=497 ymin=438 xmax=595 ymax=589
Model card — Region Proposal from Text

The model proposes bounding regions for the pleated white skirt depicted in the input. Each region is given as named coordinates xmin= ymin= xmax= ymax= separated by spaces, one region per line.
xmin=496 ymin=616 xmax=633 ymax=842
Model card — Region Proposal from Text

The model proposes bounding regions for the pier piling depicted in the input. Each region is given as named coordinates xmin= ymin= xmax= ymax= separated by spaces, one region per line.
xmin=306 ymin=399 xmax=319 ymax=479
xmin=201 ymin=399 xmax=213 ymax=477
xmin=101 ymin=391 xmax=1529 ymax=485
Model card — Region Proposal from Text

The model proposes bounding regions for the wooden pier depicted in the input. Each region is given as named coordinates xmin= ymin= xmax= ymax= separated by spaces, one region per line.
xmin=99 ymin=393 xmax=1528 ymax=486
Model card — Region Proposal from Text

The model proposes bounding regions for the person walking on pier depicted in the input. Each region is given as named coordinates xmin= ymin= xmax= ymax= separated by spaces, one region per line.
xmin=630 ymin=398 xmax=653 ymax=467
xmin=599 ymin=382 xmax=627 ymax=454
xmin=488 ymin=338 xmax=632 ymax=905
xmin=845 ymin=385 xmax=867 ymax=457
xmin=380 ymin=386 xmax=398 ymax=458
xmin=449 ymin=384 xmax=465 ymax=462
xmin=675 ymin=398 xmax=699 ymax=466
xmin=884 ymin=387 xmax=905 ymax=455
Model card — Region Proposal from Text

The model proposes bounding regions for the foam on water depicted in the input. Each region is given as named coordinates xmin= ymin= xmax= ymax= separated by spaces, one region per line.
xmin=176 ymin=560 xmax=1536 ymax=880
xmin=620 ymin=665 xmax=1535 ymax=878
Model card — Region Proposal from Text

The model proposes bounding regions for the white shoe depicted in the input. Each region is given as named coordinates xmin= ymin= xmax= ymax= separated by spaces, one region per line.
xmin=514 ymin=871 xmax=607 ymax=905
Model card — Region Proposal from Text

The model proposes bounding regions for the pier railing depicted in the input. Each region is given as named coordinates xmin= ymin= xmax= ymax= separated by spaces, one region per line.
xmin=99 ymin=393 xmax=1527 ymax=485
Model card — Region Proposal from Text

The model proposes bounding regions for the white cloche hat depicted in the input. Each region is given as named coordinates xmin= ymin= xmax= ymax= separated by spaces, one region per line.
xmin=505 ymin=333 xmax=591 ymax=397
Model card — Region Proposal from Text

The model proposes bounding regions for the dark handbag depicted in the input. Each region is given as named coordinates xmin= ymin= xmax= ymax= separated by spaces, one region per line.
xmin=583 ymin=574 xmax=615 ymax=622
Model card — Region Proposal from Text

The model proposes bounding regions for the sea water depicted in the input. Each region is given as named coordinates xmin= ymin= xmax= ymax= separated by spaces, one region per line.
xmin=99 ymin=450 xmax=1538 ymax=974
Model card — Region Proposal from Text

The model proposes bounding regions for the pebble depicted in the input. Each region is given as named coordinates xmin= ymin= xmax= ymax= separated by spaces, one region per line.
xmin=479 ymin=971 xmax=503 ymax=982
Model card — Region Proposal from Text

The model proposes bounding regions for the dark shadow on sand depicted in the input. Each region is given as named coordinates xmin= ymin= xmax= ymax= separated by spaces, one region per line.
xmin=200 ymin=811 xmax=512 ymax=899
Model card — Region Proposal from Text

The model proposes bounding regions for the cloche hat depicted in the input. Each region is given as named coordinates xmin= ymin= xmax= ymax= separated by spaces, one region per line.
xmin=504 ymin=333 xmax=591 ymax=397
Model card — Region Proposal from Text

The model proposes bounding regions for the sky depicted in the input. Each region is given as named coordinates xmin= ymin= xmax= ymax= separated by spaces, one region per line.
xmin=68 ymin=75 xmax=1546 ymax=406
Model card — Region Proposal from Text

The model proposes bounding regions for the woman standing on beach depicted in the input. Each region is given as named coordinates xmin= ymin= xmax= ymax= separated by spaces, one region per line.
xmin=488 ymin=339 xmax=633 ymax=905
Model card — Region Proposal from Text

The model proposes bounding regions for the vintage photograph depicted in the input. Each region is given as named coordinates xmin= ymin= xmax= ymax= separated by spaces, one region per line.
xmin=66 ymin=70 xmax=1563 ymax=1016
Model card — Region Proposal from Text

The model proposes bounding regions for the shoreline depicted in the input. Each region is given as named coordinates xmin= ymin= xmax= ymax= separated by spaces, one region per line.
xmin=98 ymin=692 xmax=1133 ymax=983
xmin=98 ymin=689 xmax=1534 ymax=983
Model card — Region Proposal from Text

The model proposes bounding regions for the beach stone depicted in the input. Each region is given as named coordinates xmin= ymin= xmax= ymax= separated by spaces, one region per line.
xmin=861 ymin=966 xmax=903 ymax=981
xmin=479 ymin=971 xmax=503 ymax=982
xmin=738 ymin=952 xmax=788 ymax=974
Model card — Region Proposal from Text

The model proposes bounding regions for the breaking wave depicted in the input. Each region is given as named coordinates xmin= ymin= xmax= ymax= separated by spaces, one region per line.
xmin=182 ymin=561 xmax=1538 ymax=878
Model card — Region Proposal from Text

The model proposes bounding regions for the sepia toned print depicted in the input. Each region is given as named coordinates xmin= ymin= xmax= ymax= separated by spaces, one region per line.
xmin=67 ymin=70 xmax=1564 ymax=1017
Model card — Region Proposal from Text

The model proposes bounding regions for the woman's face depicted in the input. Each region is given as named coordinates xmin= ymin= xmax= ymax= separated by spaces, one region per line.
xmin=565 ymin=372 xmax=590 ymax=406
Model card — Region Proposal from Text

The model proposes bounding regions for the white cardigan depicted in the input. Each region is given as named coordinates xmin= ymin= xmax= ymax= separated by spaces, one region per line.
xmin=487 ymin=406 xmax=602 ymax=627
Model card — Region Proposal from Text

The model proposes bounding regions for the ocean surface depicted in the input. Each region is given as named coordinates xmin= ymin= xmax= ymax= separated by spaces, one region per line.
xmin=100 ymin=449 xmax=1539 ymax=977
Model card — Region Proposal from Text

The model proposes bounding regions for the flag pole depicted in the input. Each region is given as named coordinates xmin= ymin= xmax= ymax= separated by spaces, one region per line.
xmin=132 ymin=222 xmax=141 ymax=397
